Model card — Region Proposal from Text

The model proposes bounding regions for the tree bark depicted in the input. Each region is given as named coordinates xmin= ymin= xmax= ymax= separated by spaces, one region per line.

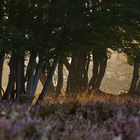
xmin=26 ymin=51 xmax=37 ymax=97
xmin=83 ymin=54 xmax=90 ymax=90
xmin=66 ymin=50 xmax=89 ymax=96
xmin=77 ymin=50 xmax=89 ymax=92
xmin=66 ymin=52 xmax=78 ymax=97
xmin=31 ymin=56 xmax=43 ymax=98
xmin=37 ymin=55 xmax=59 ymax=102
xmin=3 ymin=55 xmax=16 ymax=100
xmin=10 ymin=86 xmax=15 ymax=99
xmin=136 ymin=79 xmax=140 ymax=94
xmin=0 ymin=52 xmax=5 ymax=97
xmin=40 ymin=71 xmax=55 ymax=93
xmin=55 ymin=61 xmax=63 ymax=97
xmin=128 ymin=56 xmax=140 ymax=94
xmin=94 ymin=53 xmax=107 ymax=90
xmin=63 ymin=58 xmax=70 ymax=71
xmin=15 ymin=55 xmax=25 ymax=99
xmin=88 ymin=52 xmax=100 ymax=91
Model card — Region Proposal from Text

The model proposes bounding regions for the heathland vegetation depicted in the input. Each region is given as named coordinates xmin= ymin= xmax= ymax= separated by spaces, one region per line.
xmin=0 ymin=1 xmax=140 ymax=139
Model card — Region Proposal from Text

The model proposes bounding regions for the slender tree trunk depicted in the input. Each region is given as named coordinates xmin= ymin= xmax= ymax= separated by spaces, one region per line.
xmin=77 ymin=50 xmax=89 ymax=92
xmin=26 ymin=51 xmax=37 ymax=97
xmin=15 ymin=55 xmax=25 ymax=99
xmin=37 ymin=55 xmax=59 ymax=102
xmin=10 ymin=85 xmax=15 ymax=99
xmin=66 ymin=53 xmax=78 ymax=97
xmin=25 ymin=53 xmax=34 ymax=83
xmin=128 ymin=57 xmax=140 ymax=94
xmin=40 ymin=71 xmax=55 ymax=94
xmin=136 ymin=79 xmax=140 ymax=94
xmin=3 ymin=55 xmax=16 ymax=99
xmin=0 ymin=52 xmax=5 ymax=97
xmin=83 ymin=54 xmax=90 ymax=90
xmin=88 ymin=52 xmax=100 ymax=91
xmin=21 ymin=57 xmax=25 ymax=95
xmin=64 ymin=58 xmax=70 ymax=71
xmin=31 ymin=56 xmax=43 ymax=98
xmin=55 ymin=61 xmax=63 ymax=97
xmin=94 ymin=54 xmax=107 ymax=90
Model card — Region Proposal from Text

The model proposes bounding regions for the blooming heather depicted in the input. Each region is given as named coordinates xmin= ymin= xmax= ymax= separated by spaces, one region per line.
xmin=0 ymin=100 xmax=140 ymax=140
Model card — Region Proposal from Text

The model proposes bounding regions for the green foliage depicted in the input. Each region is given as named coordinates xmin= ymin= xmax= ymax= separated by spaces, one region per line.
xmin=0 ymin=0 xmax=140 ymax=57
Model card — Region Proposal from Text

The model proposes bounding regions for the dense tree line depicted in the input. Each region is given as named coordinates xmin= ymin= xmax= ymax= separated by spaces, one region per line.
xmin=0 ymin=0 xmax=140 ymax=103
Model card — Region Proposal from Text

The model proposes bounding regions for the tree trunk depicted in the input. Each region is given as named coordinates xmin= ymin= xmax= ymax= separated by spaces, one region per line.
xmin=40 ymin=71 xmax=55 ymax=94
xmin=26 ymin=51 xmax=37 ymax=97
xmin=66 ymin=52 xmax=78 ymax=97
xmin=37 ymin=55 xmax=59 ymax=102
xmin=0 ymin=52 xmax=5 ymax=97
xmin=94 ymin=54 xmax=107 ymax=90
xmin=77 ymin=50 xmax=89 ymax=92
xmin=21 ymin=57 xmax=25 ymax=95
xmin=31 ymin=56 xmax=43 ymax=98
xmin=136 ymin=79 xmax=140 ymax=94
xmin=83 ymin=54 xmax=90 ymax=90
xmin=55 ymin=61 xmax=63 ymax=97
xmin=15 ymin=55 xmax=25 ymax=99
xmin=10 ymin=86 xmax=15 ymax=99
xmin=64 ymin=58 xmax=70 ymax=71
xmin=3 ymin=55 xmax=16 ymax=100
xmin=88 ymin=52 xmax=100 ymax=91
xmin=128 ymin=57 xmax=140 ymax=94
xmin=66 ymin=50 xmax=89 ymax=97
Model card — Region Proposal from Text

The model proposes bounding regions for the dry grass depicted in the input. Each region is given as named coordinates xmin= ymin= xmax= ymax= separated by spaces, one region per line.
xmin=39 ymin=91 xmax=140 ymax=105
